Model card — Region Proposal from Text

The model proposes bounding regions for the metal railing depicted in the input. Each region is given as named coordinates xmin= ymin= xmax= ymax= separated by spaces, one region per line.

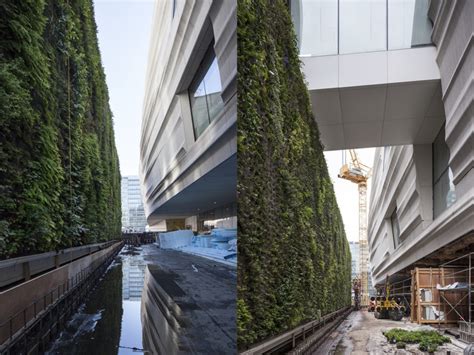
xmin=0 ymin=240 xmax=117 ymax=289
xmin=0 ymin=241 xmax=123 ymax=349
xmin=240 ymin=306 xmax=352 ymax=355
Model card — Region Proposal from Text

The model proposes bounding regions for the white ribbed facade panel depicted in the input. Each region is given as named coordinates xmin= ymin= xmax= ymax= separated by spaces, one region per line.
xmin=367 ymin=0 xmax=474 ymax=285
xmin=140 ymin=1 xmax=236 ymax=228
xmin=293 ymin=0 xmax=473 ymax=285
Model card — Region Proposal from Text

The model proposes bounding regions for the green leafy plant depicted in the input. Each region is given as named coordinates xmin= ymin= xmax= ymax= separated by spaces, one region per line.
xmin=396 ymin=341 xmax=406 ymax=349
xmin=237 ymin=0 xmax=351 ymax=349
xmin=383 ymin=329 xmax=451 ymax=352
xmin=0 ymin=0 xmax=121 ymax=259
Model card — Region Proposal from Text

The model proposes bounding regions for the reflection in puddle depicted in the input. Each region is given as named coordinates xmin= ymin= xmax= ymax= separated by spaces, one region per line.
xmin=119 ymin=248 xmax=147 ymax=353
xmin=122 ymin=250 xmax=146 ymax=301
xmin=47 ymin=246 xmax=149 ymax=354
xmin=46 ymin=305 xmax=104 ymax=353
xmin=141 ymin=265 xmax=182 ymax=355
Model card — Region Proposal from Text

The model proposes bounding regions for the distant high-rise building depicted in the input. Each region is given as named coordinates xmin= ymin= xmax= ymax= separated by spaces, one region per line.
xmin=121 ymin=176 xmax=147 ymax=232
xmin=349 ymin=241 xmax=376 ymax=296
xmin=122 ymin=255 xmax=146 ymax=301
xmin=349 ymin=241 xmax=360 ymax=280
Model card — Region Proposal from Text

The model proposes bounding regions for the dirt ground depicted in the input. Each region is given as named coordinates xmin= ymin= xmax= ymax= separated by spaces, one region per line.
xmin=316 ymin=310 xmax=467 ymax=355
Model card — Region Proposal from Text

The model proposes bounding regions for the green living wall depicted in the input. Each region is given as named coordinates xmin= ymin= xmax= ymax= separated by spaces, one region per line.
xmin=237 ymin=0 xmax=352 ymax=349
xmin=0 ymin=0 xmax=121 ymax=258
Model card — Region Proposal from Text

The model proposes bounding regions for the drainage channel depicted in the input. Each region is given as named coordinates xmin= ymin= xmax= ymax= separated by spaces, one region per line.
xmin=46 ymin=245 xmax=149 ymax=355
xmin=241 ymin=307 xmax=352 ymax=355
xmin=4 ymin=244 xmax=235 ymax=355
xmin=0 ymin=242 xmax=123 ymax=355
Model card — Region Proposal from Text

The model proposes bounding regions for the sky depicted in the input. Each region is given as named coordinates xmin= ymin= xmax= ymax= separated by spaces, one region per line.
xmin=324 ymin=148 xmax=375 ymax=242
xmin=94 ymin=0 xmax=155 ymax=177
xmin=92 ymin=1 xmax=375 ymax=242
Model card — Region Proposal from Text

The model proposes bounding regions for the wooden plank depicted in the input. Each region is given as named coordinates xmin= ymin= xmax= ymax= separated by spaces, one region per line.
xmin=410 ymin=270 xmax=413 ymax=322
xmin=416 ymin=267 xmax=421 ymax=324
xmin=441 ymin=267 xmax=445 ymax=326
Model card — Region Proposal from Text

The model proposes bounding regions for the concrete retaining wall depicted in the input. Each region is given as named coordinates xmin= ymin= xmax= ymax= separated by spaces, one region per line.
xmin=0 ymin=241 xmax=116 ymax=289
xmin=0 ymin=241 xmax=122 ymax=346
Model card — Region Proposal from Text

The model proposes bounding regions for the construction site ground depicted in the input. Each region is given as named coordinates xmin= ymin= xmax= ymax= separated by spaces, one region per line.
xmin=315 ymin=310 xmax=467 ymax=355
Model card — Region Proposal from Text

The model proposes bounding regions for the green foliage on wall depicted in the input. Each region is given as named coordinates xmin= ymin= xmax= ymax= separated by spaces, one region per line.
xmin=237 ymin=0 xmax=352 ymax=349
xmin=0 ymin=0 xmax=121 ymax=258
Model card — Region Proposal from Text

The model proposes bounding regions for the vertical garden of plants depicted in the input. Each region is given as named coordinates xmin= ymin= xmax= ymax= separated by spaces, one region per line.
xmin=237 ymin=0 xmax=352 ymax=349
xmin=0 ymin=0 xmax=121 ymax=258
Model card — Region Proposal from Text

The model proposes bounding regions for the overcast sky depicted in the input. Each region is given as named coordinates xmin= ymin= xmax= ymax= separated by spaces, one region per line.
xmin=94 ymin=0 xmax=375 ymax=242
xmin=324 ymin=148 xmax=375 ymax=242
xmin=94 ymin=0 xmax=155 ymax=177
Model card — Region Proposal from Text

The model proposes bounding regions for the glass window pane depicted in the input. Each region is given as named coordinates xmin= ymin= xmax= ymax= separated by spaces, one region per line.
xmin=189 ymin=52 xmax=224 ymax=139
xmin=446 ymin=168 xmax=456 ymax=209
xmin=291 ymin=0 xmax=338 ymax=56
xmin=340 ymin=0 xmax=386 ymax=54
xmin=190 ymin=81 xmax=210 ymax=138
xmin=391 ymin=209 xmax=400 ymax=247
xmin=433 ymin=168 xmax=457 ymax=218
xmin=432 ymin=125 xmax=457 ymax=218
xmin=203 ymin=58 xmax=224 ymax=123
xmin=433 ymin=127 xmax=449 ymax=183
xmin=388 ymin=0 xmax=432 ymax=50
xmin=433 ymin=169 xmax=448 ymax=218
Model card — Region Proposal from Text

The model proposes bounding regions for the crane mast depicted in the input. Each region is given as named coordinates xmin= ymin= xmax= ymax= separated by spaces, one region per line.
xmin=358 ymin=182 xmax=369 ymax=308
xmin=338 ymin=150 xmax=371 ymax=308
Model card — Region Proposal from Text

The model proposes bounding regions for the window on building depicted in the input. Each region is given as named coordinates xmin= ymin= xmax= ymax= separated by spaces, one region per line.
xmin=290 ymin=0 xmax=338 ymax=56
xmin=172 ymin=0 xmax=176 ymax=18
xmin=340 ymin=0 xmax=387 ymax=54
xmin=290 ymin=0 xmax=433 ymax=56
xmin=189 ymin=45 xmax=224 ymax=139
xmin=391 ymin=208 xmax=400 ymax=248
xmin=388 ymin=0 xmax=432 ymax=50
xmin=433 ymin=127 xmax=456 ymax=218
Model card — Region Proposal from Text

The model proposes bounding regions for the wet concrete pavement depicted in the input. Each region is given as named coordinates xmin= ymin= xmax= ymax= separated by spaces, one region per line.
xmin=315 ymin=310 xmax=465 ymax=355
xmin=46 ymin=246 xmax=143 ymax=354
xmin=141 ymin=244 xmax=237 ymax=354
xmin=45 ymin=244 xmax=236 ymax=355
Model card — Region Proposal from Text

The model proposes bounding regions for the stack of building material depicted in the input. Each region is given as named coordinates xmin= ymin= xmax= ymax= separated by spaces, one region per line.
xmin=158 ymin=230 xmax=194 ymax=249
xmin=459 ymin=322 xmax=474 ymax=343
xmin=210 ymin=228 xmax=237 ymax=250
xmin=411 ymin=267 xmax=469 ymax=325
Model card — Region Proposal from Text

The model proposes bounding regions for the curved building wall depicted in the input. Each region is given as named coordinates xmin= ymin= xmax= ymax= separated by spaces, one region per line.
xmin=140 ymin=1 xmax=237 ymax=229
xmin=368 ymin=0 xmax=473 ymax=285
xmin=369 ymin=143 xmax=472 ymax=286
xmin=428 ymin=0 xmax=473 ymax=197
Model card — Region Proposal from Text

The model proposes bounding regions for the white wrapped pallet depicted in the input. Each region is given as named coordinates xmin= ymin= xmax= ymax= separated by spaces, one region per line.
xmin=158 ymin=230 xmax=194 ymax=249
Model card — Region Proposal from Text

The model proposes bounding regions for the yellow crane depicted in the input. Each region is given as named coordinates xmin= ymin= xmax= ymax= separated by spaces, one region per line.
xmin=338 ymin=150 xmax=371 ymax=308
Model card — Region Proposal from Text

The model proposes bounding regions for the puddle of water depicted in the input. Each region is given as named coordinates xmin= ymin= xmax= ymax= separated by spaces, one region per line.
xmin=47 ymin=246 xmax=149 ymax=355
xmin=333 ymin=340 xmax=353 ymax=355
xmin=119 ymin=301 xmax=143 ymax=352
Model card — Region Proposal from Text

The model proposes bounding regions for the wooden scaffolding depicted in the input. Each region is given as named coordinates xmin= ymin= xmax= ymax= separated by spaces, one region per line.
xmin=411 ymin=252 xmax=473 ymax=342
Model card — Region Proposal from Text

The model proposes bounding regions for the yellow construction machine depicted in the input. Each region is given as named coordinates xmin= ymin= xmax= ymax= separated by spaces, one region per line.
xmin=374 ymin=276 xmax=405 ymax=321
